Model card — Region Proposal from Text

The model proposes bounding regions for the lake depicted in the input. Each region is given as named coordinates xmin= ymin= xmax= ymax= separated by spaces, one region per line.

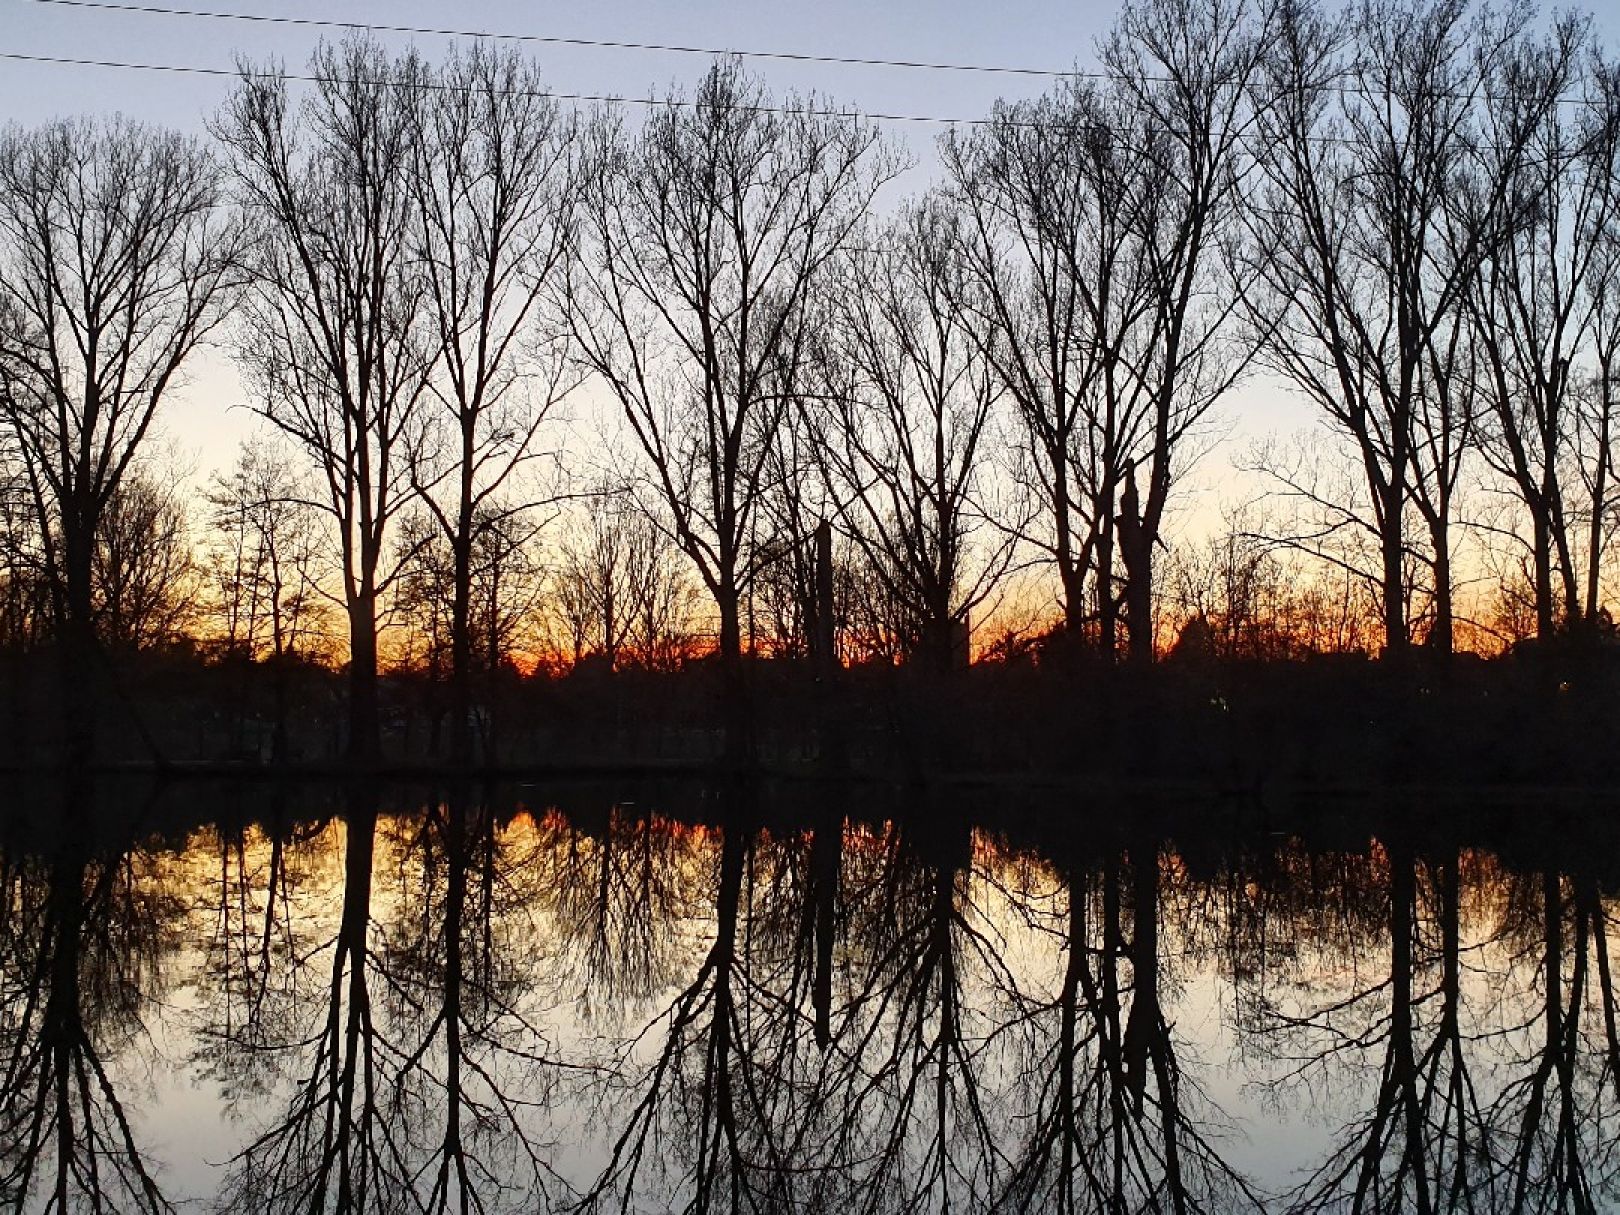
xmin=1 ymin=778 xmax=1615 ymax=1212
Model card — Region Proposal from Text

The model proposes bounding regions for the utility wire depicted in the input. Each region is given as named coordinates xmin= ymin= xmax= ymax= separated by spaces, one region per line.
xmin=0 ymin=51 xmax=1000 ymax=126
xmin=3 ymin=49 xmax=1596 ymax=157
xmin=23 ymin=0 xmax=1100 ymax=80
xmin=21 ymin=0 xmax=1610 ymax=111
xmin=4 ymin=51 xmax=1594 ymax=174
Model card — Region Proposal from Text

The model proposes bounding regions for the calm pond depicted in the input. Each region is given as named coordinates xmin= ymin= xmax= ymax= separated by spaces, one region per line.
xmin=1 ymin=779 xmax=1616 ymax=1212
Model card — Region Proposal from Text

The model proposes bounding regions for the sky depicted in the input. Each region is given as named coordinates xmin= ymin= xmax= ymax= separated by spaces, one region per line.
xmin=0 ymin=2 xmax=1296 ymax=511
xmin=0 ymin=0 xmax=1305 ymax=527
xmin=8 ymin=0 xmax=1612 ymax=557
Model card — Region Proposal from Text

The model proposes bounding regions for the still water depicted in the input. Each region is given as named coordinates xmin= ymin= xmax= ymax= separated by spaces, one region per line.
xmin=2 ymin=779 xmax=1617 ymax=1213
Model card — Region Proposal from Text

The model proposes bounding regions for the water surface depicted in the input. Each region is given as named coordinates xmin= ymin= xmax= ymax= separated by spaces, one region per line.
xmin=2 ymin=780 xmax=1616 ymax=1212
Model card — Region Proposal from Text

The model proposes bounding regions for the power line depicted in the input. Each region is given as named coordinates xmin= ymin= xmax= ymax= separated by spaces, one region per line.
xmin=0 ymin=48 xmax=1598 ymax=149
xmin=21 ymin=0 xmax=1605 ymax=113
xmin=0 ymin=50 xmax=1325 ymax=145
xmin=23 ymin=0 xmax=1103 ymax=81
xmin=0 ymin=52 xmax=994 ymax=126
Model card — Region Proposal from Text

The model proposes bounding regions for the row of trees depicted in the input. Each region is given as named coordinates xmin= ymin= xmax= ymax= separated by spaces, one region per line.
xmin=4 ymin=0 xmax=1620 ymax=760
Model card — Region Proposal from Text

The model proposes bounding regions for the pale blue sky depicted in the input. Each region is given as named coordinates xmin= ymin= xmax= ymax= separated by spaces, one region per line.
xmin=2 ymin=0 xmax=1109 ymax=146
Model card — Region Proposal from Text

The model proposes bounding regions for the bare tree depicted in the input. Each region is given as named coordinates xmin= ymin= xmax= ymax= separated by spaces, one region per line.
xmin=91 ymin=468 xmax=198 ymax=654
xmin=1574 ymin=352 xmax=1620 ymax=628
xmin=568 ymin=60 xmax=899 ymax=740
xmin=394 ymin=501 xmax=543 ymax=761
xmin=0 ymin=458 xmax=48 ymax=651
xmin=0 ymin=117 xmax=238 ymax=759
xmin=205 ymin=439 xmax=327 ymax=666
xmin=206 ymin=442 xmax=328 ymax=760
xmin=397 ymin=503 xmax=544 ymax=680
xmin=816 ymin=197 xmax=1013 ymax=672
xmin=1246 ymin=0 xmax=1553 ymax=658
xmin=946 ymin=0 xmax=1261 ymax=665
xmin=548 ymin=488 xmax=696 ymax=670
xmin=1164 ymin=506 xmax=1302 ymax=659
xmin=1466 ymin=19 xmax=1615 ymax=643
xmin=405 ymin=43 xmax=577 ymax=765
xmin=1575 ymin=58 xmax=1620 ymax=628
xmin=218 ymin=38 xmax=431 ymax=760
xmin=188 ymin=818 xmax=312 ymax=1096
xmin=1102 ymin=0 xmax=1269 ymax=662
xmin=945 ymin=79 xmax=1153 ymax=652
xmin=753 ymin=347 xmax=831 ymax=663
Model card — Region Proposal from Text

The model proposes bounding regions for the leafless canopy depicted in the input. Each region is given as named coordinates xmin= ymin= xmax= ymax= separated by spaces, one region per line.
xmin=0 ymin=116 xmax=238 ymax=747
xmin=568 ymin=59 xmax=902 ymax=666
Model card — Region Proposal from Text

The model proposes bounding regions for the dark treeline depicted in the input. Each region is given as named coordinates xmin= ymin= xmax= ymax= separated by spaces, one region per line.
xmin=4 ymin=0 xmax=1620 ymax=767
xmin=4 ymin=778 xmax=1620 ymax=1211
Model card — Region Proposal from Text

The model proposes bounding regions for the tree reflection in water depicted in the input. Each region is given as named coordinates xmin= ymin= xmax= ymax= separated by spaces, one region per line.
xmin=816 ymin=813 xmax=1010 ymax=1211
xmin=0 ymin=780 xmax=180 ymax=1213
xmin=1242 ymin=840 xmax=1491 ymax=1213
xmin=1488 ymin=867 xmax=1620 ymax=1211
xmin=537 ymin=803 xmax=703 ymax=1021
xmin=212 ymin=786 xmax=388 ymax=1213
xmin=3 ymin=784 xmax=1620 ymax=1212
xmin=205 ymin=785 xmax=565 ymax=1213
xmin=998 ymin=838 xmax=1265 ymax=1214
xmin=565 ymin=788 xmax=827 ymax=1212
xmin=191 ymin=794 xmax=329 ymax=1101
xmin=1237 ymin=837 xmax=1620 ymax=1214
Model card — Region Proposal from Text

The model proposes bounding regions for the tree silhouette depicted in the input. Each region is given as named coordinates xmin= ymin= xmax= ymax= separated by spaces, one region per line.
xmin=218 ymin=38 xmax=432 ymax=761
xmin=0 ymin=118 xmax=239 ymax=759
xmin=568 ymin=60 xmax=898 ymax=745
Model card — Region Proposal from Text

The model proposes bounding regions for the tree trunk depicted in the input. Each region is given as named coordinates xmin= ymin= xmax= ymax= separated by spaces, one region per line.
xmin=1121 ymin=478 xmax=1154 ymax=666
xmin=717 ymin=582 xmax=750 ymax=762
xmin=347 ymin=592 xmax=381 ymax=763
xmin=924 ymin=613 xmax=956 ymax=676
xmin=1552 ymin=510 xmax=1580 ymax=635
xmin=60 ymin=522 xmax=97 ymax=766
xmin=1429 ymin=525 xmax=1454 ymax=659
xmin=1055 ymin=471 xmax=1086 ymax=648
xmin=1587 ymin=369 xmax=1612 ymax=625
xmin=811 ymin=520 xmax=836 ymax=679
xmin=450 ymin=536 xmax=474 ymax=768
xmin=1126 ymin=575 xmax=1154 ymax=664
xmin=1059 ymin=562 xmax=1087 ymax=642
xmin=1533 ymin=509 xmax=1555 ymax=642
xmin=811 ymin=521 xmax=846 ymax=770
xmin=1381 ymin=485 xmax=1408 ymax=662
xmin=1098 ymin=527 xmax=1119 ymax=659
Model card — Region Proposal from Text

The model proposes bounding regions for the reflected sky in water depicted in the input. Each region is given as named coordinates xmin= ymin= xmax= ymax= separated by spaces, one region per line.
xmin=2 ymin=780 xmax=1618 ymax=1212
